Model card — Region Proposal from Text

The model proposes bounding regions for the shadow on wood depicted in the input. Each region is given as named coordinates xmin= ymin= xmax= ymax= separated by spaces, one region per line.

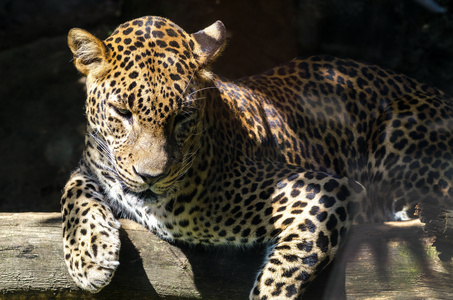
xmin=0 ymin=213 xmax=452 ymax=299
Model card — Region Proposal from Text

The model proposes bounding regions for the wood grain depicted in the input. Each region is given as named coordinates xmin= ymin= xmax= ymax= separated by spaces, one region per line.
xmin=0 ymin=213 xmax=452 ymax=299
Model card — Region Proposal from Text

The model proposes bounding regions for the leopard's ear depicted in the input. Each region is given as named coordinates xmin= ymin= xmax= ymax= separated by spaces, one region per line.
xmin=192 ymin=21 xmax=226 ymax=67
xmin=68 ymin=28 xmax=109 ymax=77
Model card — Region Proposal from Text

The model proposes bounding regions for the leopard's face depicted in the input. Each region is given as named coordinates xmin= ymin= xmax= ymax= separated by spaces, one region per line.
xmin=69 ymin=16 xmax=226 ymax=197
xmin=87 ymin=67 xmax=203 ymax=197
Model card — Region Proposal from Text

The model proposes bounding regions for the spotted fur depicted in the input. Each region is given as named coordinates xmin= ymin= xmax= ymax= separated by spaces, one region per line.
xmin=61 ymin=16 xmax=453 ymax=299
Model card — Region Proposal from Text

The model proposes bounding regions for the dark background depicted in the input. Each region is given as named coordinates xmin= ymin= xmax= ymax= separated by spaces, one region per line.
xmin=1 ymin=0 xmax=453 ymax=212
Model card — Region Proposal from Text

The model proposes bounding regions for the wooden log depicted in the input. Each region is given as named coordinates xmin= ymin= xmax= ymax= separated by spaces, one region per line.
xmin=0 ymin=213 xmax=452 ymax=299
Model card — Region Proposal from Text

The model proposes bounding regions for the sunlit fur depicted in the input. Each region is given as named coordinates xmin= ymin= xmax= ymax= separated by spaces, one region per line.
xmin=62 ymin=16 xmax=453 ymax=299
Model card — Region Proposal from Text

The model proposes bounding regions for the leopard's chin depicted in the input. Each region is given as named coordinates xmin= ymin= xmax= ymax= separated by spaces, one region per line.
xmin=125 ymin=188 xmax=160 ymax=204
xmin=140 ymin=189 xmax=161 ymax=203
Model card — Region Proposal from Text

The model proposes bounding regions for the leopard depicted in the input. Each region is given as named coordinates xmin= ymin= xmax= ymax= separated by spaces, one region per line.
xmin=61 ymin=15 xmax=453 ymax=299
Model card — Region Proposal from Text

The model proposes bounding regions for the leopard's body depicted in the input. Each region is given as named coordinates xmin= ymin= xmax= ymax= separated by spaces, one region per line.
xmin=62 ymin=16 xmax=453 ymax=299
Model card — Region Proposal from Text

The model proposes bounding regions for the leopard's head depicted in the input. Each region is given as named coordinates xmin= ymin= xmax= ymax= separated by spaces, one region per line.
xmin=68 ymin=16 xmax=226 ymax=197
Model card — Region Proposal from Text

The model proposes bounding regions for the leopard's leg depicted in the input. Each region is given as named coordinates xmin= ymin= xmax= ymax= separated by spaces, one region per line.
xmin=250 ymin=173 xmax=365 ymax=300
xmin=61 ymin=168 xmax=121 ymax=292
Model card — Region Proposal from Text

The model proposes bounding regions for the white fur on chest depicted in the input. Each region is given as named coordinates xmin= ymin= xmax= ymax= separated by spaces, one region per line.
xmin=105 ymin=183 xmax=175 ymax=241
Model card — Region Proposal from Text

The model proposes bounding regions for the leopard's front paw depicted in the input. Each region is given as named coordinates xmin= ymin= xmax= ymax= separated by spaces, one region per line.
xmin=63 ymin=203 xmax=121 ymax=293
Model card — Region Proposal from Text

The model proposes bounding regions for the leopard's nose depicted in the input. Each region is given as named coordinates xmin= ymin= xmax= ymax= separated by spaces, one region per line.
xmin=133 ymin=166 xmax=165 ymax=185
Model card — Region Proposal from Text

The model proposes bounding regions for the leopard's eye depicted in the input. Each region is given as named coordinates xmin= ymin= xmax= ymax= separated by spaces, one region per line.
xmin=173 ymin=109 xmax=198 ymax=129
xmin=110 ymin=104 xmax=133 ymax=121
xmin=173 ymin=112 xmax=188 ymax=126
xmin=116 ymin=108 xmax=132 ymax=118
